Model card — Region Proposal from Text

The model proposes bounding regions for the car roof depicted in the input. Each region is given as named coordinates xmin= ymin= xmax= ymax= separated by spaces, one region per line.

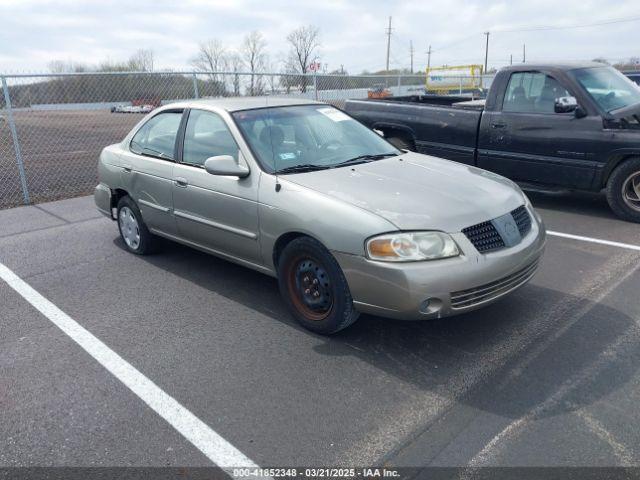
xmin=499 ymin=62 xmax=607 ymax=74
xmin=162 ymin=96 xmax=324 ymax=112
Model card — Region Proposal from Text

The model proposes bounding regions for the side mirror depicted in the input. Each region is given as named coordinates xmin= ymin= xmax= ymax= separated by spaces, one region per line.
xmin=574 ymin=105 xmax=587 ymax=119
xmin=204 ymin=155 xmax=250 ymax=178
xmin=554 ymin=96 xmax=578 ymax=113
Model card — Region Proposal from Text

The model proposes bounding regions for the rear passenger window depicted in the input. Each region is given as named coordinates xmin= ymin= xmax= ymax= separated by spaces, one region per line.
xmin=182 ymin=110 xmax=239 ymax=166
xmin=130 ymin=111 xmax=182 ymax=160
xmin=503 ymin=72 xmax=570 ymax=114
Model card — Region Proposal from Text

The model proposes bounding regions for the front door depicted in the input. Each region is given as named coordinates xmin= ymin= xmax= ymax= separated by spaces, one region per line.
xmin=478 ymin=71 xmax=600 ymax=189
xmin=172 ymin=109 xmax=261 ymax=264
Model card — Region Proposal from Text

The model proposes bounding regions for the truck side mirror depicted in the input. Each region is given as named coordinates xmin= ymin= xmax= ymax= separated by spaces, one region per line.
xmin=574 ymin=105 xmax=587 ymax=119
xmin=554 ymin=96 xmax=578 ymax=113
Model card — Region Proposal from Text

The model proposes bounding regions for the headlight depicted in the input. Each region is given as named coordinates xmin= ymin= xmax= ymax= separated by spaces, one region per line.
xmin=366 ymin=232 xmax=459 ymax=262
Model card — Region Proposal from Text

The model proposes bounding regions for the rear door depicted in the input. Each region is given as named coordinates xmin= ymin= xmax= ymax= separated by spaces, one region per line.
xmin=172 ymin=108 xmax=261 ymax=264
xmin=119 ymin=109 xmax=183 ymax=235
xmin=478 ymin=71 xmax=601 ymax=189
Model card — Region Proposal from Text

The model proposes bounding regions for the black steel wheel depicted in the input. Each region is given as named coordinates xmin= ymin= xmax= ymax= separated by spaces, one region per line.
xmin=278 ymin=236 xmax=360 ymax=334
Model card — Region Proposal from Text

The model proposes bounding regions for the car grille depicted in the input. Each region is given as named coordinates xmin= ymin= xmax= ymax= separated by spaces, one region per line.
xmin=511 ymin=205 xmax=532 ymax=237
xmin=450 ymin=259 xmax=539 ymax=309
xmin=461 ymin=220 xmax=505 ymax=253
xmin=462 ymin=205 xmax=532 ymax=253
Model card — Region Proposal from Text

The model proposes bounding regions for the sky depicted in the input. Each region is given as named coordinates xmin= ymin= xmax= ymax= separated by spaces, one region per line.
xmin=0 ymin=0 xmax=639 ymax=74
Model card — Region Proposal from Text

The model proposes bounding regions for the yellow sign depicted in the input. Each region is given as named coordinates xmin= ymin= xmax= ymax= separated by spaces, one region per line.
xmin=426 ymin=64 xmax=484 ymax=92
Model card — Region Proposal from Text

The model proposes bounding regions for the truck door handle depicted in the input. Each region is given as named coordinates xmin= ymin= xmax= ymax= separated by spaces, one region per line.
xmin=491 ymin=123 xmax=506 ymax=129
xmin=122 ymin=165 xmax=132 ymax=173
xmin=174 ymin=177 xmax=189 ymax=188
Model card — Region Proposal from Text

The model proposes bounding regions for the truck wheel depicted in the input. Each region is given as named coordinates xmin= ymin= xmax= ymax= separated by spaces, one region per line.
xmin=387 ymin=136 xmax=415 ymax=152
xmin=116 ymin=196 xmax=158 ymax=254
xmin=606 ymin=157 xmax=640 ymax=223
xmin=278 ymin=236 xmax=360 ymax=335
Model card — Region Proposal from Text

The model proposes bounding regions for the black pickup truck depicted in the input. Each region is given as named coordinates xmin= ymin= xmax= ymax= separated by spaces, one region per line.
xmin=345 ymin=63 xmax=640 ymax=222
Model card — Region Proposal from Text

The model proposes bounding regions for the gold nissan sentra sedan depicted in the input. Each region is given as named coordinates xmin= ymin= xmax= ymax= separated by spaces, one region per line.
xmin=95 ymin=97 xmax=546 ymax=334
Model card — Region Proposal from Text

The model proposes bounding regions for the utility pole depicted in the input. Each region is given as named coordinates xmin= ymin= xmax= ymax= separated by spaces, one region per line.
xmin=510 ymin=54 xmax=513 ymax=65
xmin=385 ymin=16 xmax=393 ymax=72
xmin=426 ymin=44 xmax=432 ymax=72
xmin=483 ymin=31 xmax=490 ymax=73
xmin=523 ymin=44 xmax=526 ymax=63
xmin=410 ymin=40 xmax=414 ymax=74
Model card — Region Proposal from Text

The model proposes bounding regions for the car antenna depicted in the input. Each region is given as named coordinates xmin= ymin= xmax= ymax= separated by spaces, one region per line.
xmin=267 ymin=99 xmax=281 ymax=192
xmin=267 ymin=97 xmax=282 ymax=192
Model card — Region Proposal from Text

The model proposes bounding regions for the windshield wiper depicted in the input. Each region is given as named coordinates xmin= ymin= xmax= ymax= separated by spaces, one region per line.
xmin=332 ymin=153 xmax=398 ymax=167
xmin=276 ymin=164 xmax=330 ymax=174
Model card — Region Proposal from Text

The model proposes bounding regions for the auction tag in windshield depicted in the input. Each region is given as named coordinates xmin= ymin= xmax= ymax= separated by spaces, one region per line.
xmin=317 ymin=107 xmax=350 ymax=122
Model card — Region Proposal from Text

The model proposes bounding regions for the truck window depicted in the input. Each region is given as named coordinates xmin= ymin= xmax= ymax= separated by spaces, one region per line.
xmin=503 ymin=72 xmax=569 ymax=114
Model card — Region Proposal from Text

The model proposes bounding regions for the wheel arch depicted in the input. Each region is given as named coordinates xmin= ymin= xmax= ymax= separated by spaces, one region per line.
xmin=272 ymin=231 xmax=324 ymax=272
xmin=602 ymin=152 xmax=640 ymax=188
xmin=372 ymin=122 xmax=417 ymax=149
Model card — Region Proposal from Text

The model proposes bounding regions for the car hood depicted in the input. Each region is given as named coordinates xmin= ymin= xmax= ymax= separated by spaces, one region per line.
xmin=610 ymin=102 xmax=640 ymax=124
xmin=283 ymin=152 xmax=526 ymax=233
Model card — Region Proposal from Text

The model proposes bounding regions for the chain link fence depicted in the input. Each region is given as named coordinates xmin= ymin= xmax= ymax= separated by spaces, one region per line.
xmin=0 ymin=71 xmax=494 ymax=209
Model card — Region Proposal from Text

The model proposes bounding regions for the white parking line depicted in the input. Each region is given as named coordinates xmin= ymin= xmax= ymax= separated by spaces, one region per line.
xmin=0 ymin=262 xmax=260 ymax=472
xmin=547 ymin=230 xmax=640 ymax=252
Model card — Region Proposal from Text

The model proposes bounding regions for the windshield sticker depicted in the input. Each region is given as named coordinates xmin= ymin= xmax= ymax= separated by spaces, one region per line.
xmin=317 ymin=107 xmax=350 ymax=122
xmin=279 ymin=152 xmax=297 ymax=160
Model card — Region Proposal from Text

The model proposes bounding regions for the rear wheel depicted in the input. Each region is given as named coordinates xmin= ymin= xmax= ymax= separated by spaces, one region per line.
xmin=606 ymin=158 xmax=640 ymax=223
xmin=277 ymin=237 xmax=359 ymax=334
xmin=116 ymin=196 xmax=158 ymax=254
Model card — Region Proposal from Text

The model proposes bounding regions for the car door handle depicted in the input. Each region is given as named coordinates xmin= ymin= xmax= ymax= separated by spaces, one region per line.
xmin=122 ymin=165 xmax=132 ymax=173
xmin=174 ymin=177 xmax=189 ymax=188
xmin=491 ymin=123 xmax=506 ymax=129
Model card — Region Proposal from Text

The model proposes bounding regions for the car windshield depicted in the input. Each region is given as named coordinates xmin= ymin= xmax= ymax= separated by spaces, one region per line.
xmin=570 ymin=66 xmax=640 ymax=113
xmin=231 ymin=104 xmax=399 ymax=173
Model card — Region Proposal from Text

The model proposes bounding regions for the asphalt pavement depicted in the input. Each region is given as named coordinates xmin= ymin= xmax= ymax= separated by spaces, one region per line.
xmin=1 ymin=191 xmax=639 ymax=475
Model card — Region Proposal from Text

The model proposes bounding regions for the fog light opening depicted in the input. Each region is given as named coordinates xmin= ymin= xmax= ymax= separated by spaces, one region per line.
xmin=419 ymin=297 xmax=443 ymax=315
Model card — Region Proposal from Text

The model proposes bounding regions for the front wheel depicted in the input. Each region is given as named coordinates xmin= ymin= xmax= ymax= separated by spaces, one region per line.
xmin=277 ymin=237 xmax=360 ymax=334
xmin=606 ymin=158 xmax=640 ymax=223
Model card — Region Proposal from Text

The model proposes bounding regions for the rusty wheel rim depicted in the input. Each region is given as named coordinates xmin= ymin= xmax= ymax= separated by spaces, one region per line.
xmin=286 ymin=255 xmax=333 ymax=321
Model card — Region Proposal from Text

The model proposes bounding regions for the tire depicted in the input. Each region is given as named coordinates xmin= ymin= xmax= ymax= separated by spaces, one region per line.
xmin=116 ymin=196 xmax=158 ymax=255
xmin=277 ymin=236 xmax=360 ymax=334
xmin=605 ymin=157 xmax=640 ymax=223
xmin=387 ymin=135 xmax=415 ymax=152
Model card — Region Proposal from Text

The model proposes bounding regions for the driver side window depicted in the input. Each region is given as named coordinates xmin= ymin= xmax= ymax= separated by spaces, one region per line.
xmin=503 ymin=72 xmax=570 ymax=114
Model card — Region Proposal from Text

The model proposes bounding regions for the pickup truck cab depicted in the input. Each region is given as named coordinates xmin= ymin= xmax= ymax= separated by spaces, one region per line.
xmin=345 ymin=63 xmax=640 ymax=222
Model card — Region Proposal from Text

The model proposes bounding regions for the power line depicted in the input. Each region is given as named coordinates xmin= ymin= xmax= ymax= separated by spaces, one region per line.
xmin=495 ymin=13 xmax=640 ymax=33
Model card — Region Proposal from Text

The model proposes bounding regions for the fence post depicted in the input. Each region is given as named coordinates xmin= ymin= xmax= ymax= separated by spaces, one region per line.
xmin=192 ymin=73 xmax=199 ymax=99
xmin=313 ymin=73 xmax=318 ymax=101
xmin=1 ymin=76 xmax=30 ymax=205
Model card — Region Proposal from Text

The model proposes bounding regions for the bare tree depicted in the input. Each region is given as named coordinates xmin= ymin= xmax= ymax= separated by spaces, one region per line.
xmin=48 ymin=60 xmax=89 ymax=73
xmin=286 ymin=25 xmax=320 ymax=92
xmin=128 ymin=49 xmax=154 ymax=71
xmin=228 ymin=52 xmax=244 ymax=96
xmin=192 ymin=39 xmax=228 ymax=83
xmin=242 ymin=31 xmax=267 ymax=95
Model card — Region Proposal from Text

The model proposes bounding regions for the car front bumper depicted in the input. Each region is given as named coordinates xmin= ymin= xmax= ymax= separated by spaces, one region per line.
xmin=333 ymin=214 xmax=546 ymax=320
